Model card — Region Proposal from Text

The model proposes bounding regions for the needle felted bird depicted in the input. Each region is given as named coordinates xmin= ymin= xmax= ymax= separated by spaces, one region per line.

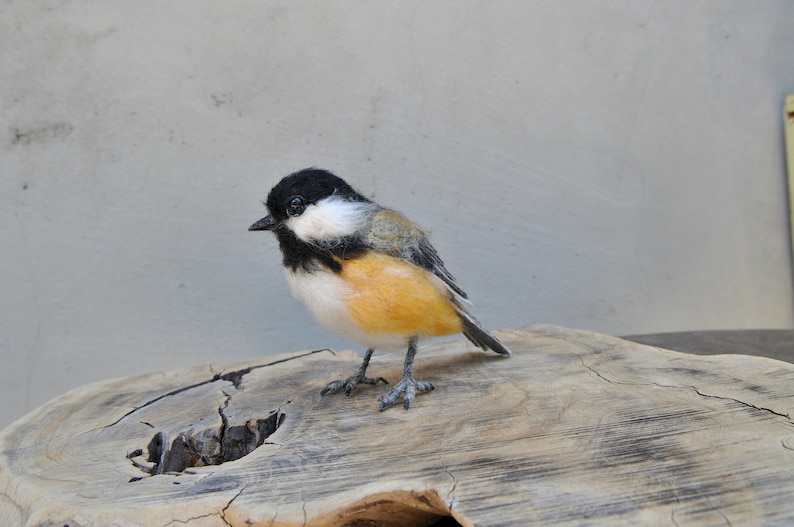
xmin=249 ymin=168 xmax=511 ymax=410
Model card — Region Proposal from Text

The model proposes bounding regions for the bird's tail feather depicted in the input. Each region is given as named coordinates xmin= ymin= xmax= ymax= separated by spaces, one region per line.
xmin=459 ymin=311 xmax=512 ymax=356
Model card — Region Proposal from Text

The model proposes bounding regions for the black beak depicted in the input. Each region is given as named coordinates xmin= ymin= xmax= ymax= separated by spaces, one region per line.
xmin=249 ymin=215 xmax=276 ymax=231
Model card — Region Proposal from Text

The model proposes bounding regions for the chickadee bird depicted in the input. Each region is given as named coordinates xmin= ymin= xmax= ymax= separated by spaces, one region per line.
xmin=250 ymin=168 xmax=511 ymax=410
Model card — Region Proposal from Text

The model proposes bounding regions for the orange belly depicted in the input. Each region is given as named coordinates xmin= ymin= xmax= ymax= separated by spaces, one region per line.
xmin=339 ymin=252 xmax=463 ymax=338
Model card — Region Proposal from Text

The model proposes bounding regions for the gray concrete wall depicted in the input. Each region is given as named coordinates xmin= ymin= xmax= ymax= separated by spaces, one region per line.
xmin=2 ymin=1 xmax=793 ymax=429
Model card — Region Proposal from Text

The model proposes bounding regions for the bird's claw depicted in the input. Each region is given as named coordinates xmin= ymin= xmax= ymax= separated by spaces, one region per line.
xmin=379 ymin=375 xmax=435 ymax=411
xmin=321 ymin=374 xmax=389 ymax=397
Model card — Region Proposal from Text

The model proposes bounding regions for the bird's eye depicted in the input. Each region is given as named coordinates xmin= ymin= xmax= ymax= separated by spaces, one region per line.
xmin=287 ymin=196 xmax=307 ymax=217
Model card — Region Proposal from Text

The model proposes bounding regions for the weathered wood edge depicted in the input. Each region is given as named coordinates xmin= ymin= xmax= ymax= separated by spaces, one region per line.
xmin=1 ymin=324 xmax=793 ymax=527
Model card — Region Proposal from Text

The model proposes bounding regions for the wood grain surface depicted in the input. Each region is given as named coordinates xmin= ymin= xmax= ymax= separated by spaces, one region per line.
xmin=1 ymin=325 xmax=793 ymax=526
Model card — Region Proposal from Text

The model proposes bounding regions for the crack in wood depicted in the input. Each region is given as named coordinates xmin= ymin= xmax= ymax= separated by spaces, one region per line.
xmin=126 ymin=361 xmax=299 ymax=478
xmin=690 ymin=388 xmax=791 ymax=421
xmin=106 ymin=349 xmax=329 ymax=429
xmin=219 ymin=487 xmax=245 ymax=527
xmin=163 ymin=509 xmax=224 ymax=526
xmin=570 ymin=343 xmax=792 ymax=423
xmin=128 ymin=409 xmax=286 ymax=476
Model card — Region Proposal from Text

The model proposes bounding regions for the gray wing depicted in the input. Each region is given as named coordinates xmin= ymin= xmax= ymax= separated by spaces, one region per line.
xmin=366 ymin=209 xmax=511 ymax=356
xmin=365 ymin=209 xmax=468 ymax=299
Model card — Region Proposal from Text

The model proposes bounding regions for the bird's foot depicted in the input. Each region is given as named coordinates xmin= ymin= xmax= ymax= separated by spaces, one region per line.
xmin=378 ymin=375 xmax=435 ymax=411
xmin=321 ymin=373 xmax=389 ymax=397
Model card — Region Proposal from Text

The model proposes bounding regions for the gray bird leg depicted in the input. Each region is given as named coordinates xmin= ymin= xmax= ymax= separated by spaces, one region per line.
xmin=378 ymin=336 xmax=435 ymax=411
xmin=321 ymin=348 xmax=389 ymax=396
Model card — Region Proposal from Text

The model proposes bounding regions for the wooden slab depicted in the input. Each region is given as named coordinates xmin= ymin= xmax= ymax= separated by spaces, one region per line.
xmin=1 ymin=325 xmax=793 ymax=526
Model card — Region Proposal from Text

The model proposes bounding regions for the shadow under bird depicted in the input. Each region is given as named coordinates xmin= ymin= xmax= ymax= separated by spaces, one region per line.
xmin=250 ymin=168 xmax=511 ymax=410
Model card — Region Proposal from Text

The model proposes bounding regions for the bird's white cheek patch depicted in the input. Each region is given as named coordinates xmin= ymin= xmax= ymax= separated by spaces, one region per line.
xmin=287 ymin=197 xmax=371 ymax=243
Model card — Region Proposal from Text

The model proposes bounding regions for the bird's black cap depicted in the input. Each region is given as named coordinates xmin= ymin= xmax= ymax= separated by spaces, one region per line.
xmin=249 ymin=168 xmax=372 ymax=271
xmin=264 ymin=168 xmax=369 ymax=223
